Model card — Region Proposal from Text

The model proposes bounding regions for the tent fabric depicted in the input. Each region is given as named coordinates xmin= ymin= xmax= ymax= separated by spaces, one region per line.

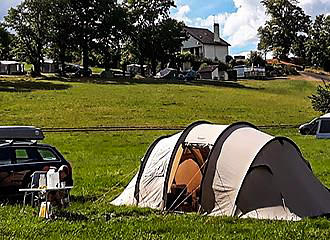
xmin=241 ymin=206 xmax=301 ymax=221
xmin=111 ymin=173 xmax=138 ymax=206
xmin=202 ymin=127 xmax=273 ymax=216
xmin=136 ymin=133 xmax=181 ymax=209
xmin=112 ymin=121 xmax=330 ymax=220
xmin=175 ymin=159 xmax=202 ymax=193
xmin=242 ymin=138 xmax=330 ymax=218
xmin=184 ymin=124 xmax=228 ymax=145
xmin=134 ymin=135 xmax=172 ymax=203
xmin=200 ymin=122 xmax=258 ymax=213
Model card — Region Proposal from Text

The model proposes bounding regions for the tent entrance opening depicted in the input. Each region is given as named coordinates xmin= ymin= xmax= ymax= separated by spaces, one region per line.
xmin=166 ymin=144 xmax=210 ymax=212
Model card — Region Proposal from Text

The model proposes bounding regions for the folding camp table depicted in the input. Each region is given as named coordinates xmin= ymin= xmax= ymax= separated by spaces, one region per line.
xmin=19 ymin=186 xmax=73 ymax=218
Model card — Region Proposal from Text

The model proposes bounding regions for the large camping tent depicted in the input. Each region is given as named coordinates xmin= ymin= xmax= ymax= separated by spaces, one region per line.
xmin=112 ymin=121 xmax=330 ymax=220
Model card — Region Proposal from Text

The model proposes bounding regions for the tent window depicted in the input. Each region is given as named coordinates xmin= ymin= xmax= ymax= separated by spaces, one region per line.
xmin=166 ymin=144 xmax=210 ymax=212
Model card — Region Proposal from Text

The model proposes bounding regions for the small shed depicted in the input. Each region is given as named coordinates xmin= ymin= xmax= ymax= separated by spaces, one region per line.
xmin=0 ymin=61 xmax=24 ymax=75
xmin=41 ymin=59 xmax=58 ymax=73
xmin=127 ymin=64 xmax=149 ymax=75
xmin=198 ymin=65 xmax=219 ymax=80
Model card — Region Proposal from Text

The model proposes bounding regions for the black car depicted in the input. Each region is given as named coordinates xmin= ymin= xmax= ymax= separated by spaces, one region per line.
xmin=0 ymin=126 xmax=73 ymax=198
xmin=64 ymin=64 xmax=92 ymax=77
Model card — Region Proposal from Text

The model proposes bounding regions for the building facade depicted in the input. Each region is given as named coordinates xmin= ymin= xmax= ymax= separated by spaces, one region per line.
xmin=182 ymin=23 xmax=230 ymax=62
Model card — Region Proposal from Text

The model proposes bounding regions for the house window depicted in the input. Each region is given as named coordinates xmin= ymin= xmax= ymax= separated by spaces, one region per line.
xmin=195 ymin=47 xmax=199 ymax=57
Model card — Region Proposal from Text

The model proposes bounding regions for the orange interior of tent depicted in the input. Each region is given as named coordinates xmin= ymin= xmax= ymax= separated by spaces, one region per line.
xmin=166 ymin=145 xmax=210 ymax=212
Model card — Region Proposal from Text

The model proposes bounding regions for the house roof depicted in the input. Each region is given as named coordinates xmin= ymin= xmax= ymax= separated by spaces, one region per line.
xmin=198 ymin=65 xmax=219 ymax=73
xmin=184 ymin=27 xmax=231 ymax=47
xmin=0 ymin=61 xmax=21 ymax=65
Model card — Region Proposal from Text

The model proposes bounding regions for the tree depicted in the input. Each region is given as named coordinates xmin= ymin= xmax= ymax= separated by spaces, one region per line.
xmin=291 ymin=34 xmax=308 ymax=62
xmin=225 ymin=55 xmax=233 ymax=64
xmin=68 ymin=0 xmax=102 ymax=76
xmin=0 ymin=25 xmax=14 ymax=60
xmin=4 ymin=0 xmax=53 ymax=75
xmin=93 ymin=1 xmax=130 ymax=71
xmin=309 ymin=82 xmax=330 ymax=114
xmin=125 ymin=0 xmax=177 ymax=76
xmin=247 ymin=51 xmax=266 ymax=67
xmin=154 ymin=18 xmax=187 ymax=70
xmin=258 ymin=0 xmax=311 ymax=60
xmin=46 ymin=0 xmax=76 ymax=74
xmin=305 ymin=14 xmax=330 ymax=70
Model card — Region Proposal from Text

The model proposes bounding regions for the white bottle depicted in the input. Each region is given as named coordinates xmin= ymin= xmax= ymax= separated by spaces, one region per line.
xmin=47 ymin=167 xmax=60 ymax=188
xmin=39 ymin=174 xmax=46 ymax=188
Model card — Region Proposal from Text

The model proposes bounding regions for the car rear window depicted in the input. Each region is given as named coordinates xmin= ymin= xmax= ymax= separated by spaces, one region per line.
xmin=37 ymin=149 xmax=58 ymax=161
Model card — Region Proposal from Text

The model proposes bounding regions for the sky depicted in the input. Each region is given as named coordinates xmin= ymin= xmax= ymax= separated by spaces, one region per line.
xmin=1 ymin=0 xmax=330 ymax=56
xmin=171 ymin=0 xmax=330 ymax=56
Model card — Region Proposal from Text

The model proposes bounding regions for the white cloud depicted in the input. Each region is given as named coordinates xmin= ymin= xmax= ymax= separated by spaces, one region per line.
xmin=172 ymin=4 xmax=192 ymax=24
xmin=222 ymin=0 xmax=266 ymax=47
xmin=299 ymin=0 xmax=330 ymax=17
xmin=171 ymin=0 xmax=330 ymax=53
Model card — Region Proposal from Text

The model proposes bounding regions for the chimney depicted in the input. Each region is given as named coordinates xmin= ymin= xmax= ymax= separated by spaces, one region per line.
xmin=214 ymin=23 xmax=220 ymax=43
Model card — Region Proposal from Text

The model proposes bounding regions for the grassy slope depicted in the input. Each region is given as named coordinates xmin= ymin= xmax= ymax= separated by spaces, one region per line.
xmin=0 ymin=76 xmax=330 ymax=239
xmin=0 ymin=77 xmax=318 ymax=127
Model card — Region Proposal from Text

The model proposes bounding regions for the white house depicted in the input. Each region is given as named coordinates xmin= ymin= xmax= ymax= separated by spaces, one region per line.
xmin=0 ymin=61 xmax=24 ymax=75
xmin=182 ymin=23 xmax=230 ymax=62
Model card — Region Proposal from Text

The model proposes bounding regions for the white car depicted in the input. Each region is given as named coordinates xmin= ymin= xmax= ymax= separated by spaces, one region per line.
xmin=299 ymin=113 xmax=330 ymax=138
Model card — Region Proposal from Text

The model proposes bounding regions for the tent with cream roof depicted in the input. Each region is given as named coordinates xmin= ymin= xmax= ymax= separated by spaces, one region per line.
xmin=112 ymin=121 xmax=330 ymax=220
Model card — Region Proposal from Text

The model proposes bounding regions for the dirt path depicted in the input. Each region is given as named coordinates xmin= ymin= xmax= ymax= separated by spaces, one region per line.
xmin=296 ymin=71 xmax=330 ymax=82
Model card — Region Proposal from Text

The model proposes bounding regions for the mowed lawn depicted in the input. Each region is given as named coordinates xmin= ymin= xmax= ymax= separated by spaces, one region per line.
xmin=0 ymin=76 xmax=330 ymax=239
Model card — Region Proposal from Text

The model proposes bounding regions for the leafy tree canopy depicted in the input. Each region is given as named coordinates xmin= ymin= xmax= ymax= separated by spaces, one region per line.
xmin=309 ymin=82 xmax=330 ymax=114
xmin=305 ymin=14 xmax=330 ymax=70
xmin=0 ymin=25 xmax=14 ymax=60
xmin=258 ymin=0 xmax=311 ymax=60
xmin=4 ymin=0 xmax=53 ymax=75
xmin=247 ymin=51 xmax=266 ymax=67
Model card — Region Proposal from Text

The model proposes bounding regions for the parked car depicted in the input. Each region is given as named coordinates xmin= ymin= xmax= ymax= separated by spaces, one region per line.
xmin=299 ymin=113 xmax=330 ymax=138
xmin=183 ymin=70 xmax=198 ymax=81
xmin=0 ymin=126 xmax=73 ymax=198
xmin=64 ymin=64 xmax=92 ymax=77
xmin=299 ymin=118 xmax=319 ymax=135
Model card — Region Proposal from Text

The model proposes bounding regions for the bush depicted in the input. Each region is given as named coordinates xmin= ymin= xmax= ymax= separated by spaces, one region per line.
xmin=218 ymin=61 xmax=229 ymax=71
xmin=283 ymin=65 xmax=298 ymax=75
xmin=323 ymin=59 xmax=330 ymax=72
xmin=309 ymin=83 xmax=330 ymax=113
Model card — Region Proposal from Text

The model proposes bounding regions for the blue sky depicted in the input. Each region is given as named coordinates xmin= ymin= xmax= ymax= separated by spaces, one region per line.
xmin=1 ymin=0 xmax=330 ymax=56
xmin=172 ymin=0 xmax=237 ymax=18
xmin=0 ymin=0 xmax=22 ymax=21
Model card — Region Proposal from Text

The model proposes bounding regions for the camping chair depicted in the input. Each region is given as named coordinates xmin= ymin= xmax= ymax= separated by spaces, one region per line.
xmin=23 ymin=171 xmax=47 ymax=207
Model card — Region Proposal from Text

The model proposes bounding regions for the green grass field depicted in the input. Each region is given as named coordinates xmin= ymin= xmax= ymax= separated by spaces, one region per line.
xmin=0 ymin=76 xmax=330 ymax=239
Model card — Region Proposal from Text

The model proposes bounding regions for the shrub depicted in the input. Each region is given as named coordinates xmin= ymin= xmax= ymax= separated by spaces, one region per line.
xmin=323 ymin=59 xmax=330 ymax=72
xmin=309 ymin=83 xmax=330 ymax=113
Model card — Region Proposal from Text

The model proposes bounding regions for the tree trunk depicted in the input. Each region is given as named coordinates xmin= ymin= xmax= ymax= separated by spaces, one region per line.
xmin=33 ymin=61 xmax=42 ymax=76
xmin=151 ymin=57 xmax=157 ymax=76
xmin=139 ymin=57 xmax=145 ymax=76
xmin=59 ymin=45 xmax=66 ymax=76
xmin=104 ymin=54 xmax=111 ymax=72
xmin=82 ymin=43 xmax=89 ymax=77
